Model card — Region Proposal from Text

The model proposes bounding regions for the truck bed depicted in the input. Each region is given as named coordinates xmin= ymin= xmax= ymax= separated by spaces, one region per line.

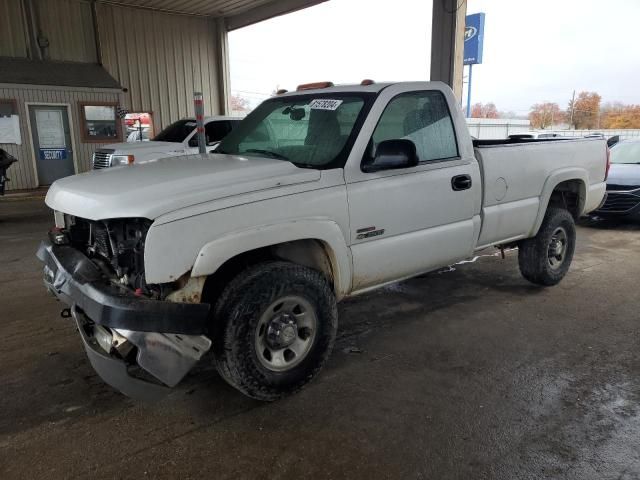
xmin=472 ymin=137 xmax=577 ymax=147
xmin=472 ymin=137 xmax=607 ymax=249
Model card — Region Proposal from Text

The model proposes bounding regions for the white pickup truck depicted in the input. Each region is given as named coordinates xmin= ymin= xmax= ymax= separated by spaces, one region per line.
xmin=92 ymin=116 xmax=240 ymax=168
xmin=38 ymin=81 xmax=608 ymax=401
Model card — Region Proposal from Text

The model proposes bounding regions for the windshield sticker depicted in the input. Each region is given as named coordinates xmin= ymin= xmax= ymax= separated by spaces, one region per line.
xmin=309 ymin=99 xmax=343 ymax=111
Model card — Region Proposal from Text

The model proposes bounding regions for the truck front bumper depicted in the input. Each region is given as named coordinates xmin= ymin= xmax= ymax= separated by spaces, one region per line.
xmin=36 ymin=240 xmax=212 ymax=400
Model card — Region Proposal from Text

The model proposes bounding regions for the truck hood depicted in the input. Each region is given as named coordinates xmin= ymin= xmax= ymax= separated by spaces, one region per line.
xmin=607 ymin=163 xmax=640 ymax=187
xmin=101 ymin=140 xmax=186 ymax=160
xmin=46 ymin=153 xmax=320 ymax=220
xmin=102 ymin=140 xmax=183 ymax=152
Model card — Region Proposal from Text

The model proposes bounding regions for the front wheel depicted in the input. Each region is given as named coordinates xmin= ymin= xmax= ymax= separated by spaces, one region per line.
xmin=212 ymin=261 xmax=338 ymax=401
xmin=518 ymin=207 xmax=576 ymax=286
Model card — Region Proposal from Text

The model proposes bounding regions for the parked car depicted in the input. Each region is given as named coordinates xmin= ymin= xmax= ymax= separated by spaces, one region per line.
xmin=38 ymin=81 xmax=607 ymax=401
xmin=0 ymin=148 xmax=17 ymax=195
xmin=92 ymin=116 xmax=241 ymax=168
xmin=594 ymin=139 xmax=640 ymax=219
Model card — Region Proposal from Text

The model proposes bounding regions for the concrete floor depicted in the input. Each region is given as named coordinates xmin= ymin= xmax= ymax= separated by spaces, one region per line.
xmin=1 ymin=199 xmax=640 ymax=480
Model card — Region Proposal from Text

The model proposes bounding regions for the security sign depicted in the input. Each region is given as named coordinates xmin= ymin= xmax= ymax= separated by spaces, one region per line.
xmin=464 ymin=13 xmax=485 ymax=65
xmin=39 ymin=148 xmax=67 ymax=160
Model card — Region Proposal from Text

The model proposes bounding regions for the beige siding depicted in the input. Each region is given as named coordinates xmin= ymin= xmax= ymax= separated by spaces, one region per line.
xmin=97 ymin=3 xmax=223 ymax=130
xmin=35 ymin=0 xmax=98 ymax=62
xmin=0 ymin=0 xmax=28 ymax=58
xmin=0 ymin=85 xmax=120 ymax=191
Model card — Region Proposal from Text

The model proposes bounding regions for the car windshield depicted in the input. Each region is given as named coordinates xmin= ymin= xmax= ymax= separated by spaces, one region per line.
xmin=611 ymin=142 xmax=640 ymax=164
xmin=216 ymin=94 xmax=370 ymax=168
xmin=153 ymin=119 xmax=196 ymax=143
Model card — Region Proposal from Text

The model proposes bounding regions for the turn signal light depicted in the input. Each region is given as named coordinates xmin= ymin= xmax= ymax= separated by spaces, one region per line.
xmin=296 ymin=81 xmax=334 ymax=91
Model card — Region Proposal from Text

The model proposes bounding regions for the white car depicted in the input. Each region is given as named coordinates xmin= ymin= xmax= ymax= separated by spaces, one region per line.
xmin=39 ymin=81 xmax=608 ymax=401
xmin=92 ymin=116 xmax=241 ymax=168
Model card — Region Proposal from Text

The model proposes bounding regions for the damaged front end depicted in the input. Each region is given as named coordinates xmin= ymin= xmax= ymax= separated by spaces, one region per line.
xmin=37 ymin=214 xmax=211 ymax=400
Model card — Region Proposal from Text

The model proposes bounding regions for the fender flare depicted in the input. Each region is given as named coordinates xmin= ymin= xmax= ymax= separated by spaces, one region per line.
xmin=531 ymin=168 xmax=588 ymax=235
xmin=191 ymin=219 xmax=352 ymax=298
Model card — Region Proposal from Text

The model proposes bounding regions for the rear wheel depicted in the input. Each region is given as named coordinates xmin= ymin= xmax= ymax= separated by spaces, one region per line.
xmin=518 ymin=207 xmax=576 ymax=286
xmin=212 ymin=261 xmax=337 ymax=401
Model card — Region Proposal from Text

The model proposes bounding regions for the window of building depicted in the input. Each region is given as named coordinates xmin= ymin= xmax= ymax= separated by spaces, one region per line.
xmin=79 ymin=102 xmax=121 ymax=143
xmin=124 ymin=112 xmax=153 ymax=142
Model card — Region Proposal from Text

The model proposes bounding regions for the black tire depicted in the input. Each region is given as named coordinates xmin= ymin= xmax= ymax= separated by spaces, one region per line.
xmin=518 ymin=207 xmax=576 ymax=286
xmin=212 ymin=261 xmax=337 ymax=401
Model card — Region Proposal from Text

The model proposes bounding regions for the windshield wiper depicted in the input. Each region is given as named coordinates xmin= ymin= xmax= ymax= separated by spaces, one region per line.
xmin=244 ymin=149 xmax=289 ymax=161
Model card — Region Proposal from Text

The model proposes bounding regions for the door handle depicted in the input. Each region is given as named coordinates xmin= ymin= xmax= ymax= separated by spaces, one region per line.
xmin=451 ymin=174 xmax=472 ymax=191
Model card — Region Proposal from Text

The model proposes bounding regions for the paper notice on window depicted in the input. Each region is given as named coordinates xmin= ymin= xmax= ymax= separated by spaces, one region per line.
xmin=36 ymin=110 xmax=65 ymax=148
xmin=309 ymin=99 xmax=343 ymax=111
xmin=0 ymin=115 xmax=21 ymax=145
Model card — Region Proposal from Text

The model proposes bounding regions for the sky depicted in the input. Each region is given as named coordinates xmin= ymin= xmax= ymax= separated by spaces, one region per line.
xmin=229 ymin=0 xmax=640 ymax=115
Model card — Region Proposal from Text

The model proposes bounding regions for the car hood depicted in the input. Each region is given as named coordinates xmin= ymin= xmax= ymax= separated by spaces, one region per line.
xmin=607 ymin=163 xmax=640 ymax=188
xmin=46 ymin=153 xmax=320 ymax=220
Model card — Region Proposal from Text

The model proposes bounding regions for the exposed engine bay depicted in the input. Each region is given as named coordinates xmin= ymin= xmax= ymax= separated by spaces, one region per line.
xmin=65 ymin=215 xmax=157 ymax=295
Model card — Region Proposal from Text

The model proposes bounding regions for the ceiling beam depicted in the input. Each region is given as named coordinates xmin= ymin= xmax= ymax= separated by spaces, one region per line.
xmin=225 ymin=0 xmax=327 ymax=31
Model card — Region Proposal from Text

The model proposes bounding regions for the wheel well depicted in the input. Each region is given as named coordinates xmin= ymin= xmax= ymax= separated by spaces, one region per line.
xmin=548 ymin=180 xmax=585 ymax=220
xmin=201 ymin=239 xmax=336 ymax=308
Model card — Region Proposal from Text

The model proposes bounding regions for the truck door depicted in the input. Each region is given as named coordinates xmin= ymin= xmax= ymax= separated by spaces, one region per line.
xmin=345 ymin=86 xmax=481 ymax=291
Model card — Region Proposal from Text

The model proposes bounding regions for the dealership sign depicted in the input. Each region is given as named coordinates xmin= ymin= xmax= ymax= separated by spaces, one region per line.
xmin=464 ymin=13 xmax=485 ymax=65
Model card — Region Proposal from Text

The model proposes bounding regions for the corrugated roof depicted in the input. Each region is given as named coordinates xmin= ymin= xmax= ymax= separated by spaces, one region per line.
xmin=0 ymin=57 xmax=122 ymax=89
xmin=99 ymin=0 xmax=275 ymax=17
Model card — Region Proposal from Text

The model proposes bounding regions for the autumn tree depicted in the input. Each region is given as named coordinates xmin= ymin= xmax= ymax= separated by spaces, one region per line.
xmin=567 ymin=92 xmax=601 ymax=129
xmin=601 ymin=102 xmax=640 ymax=129
xmin=230 ymin=94 xmax=250 ymax=113
xmin=470 ymin=102 xmax=499 ymax=119
xmin=529 ymin=103 xmax=565 ymax=129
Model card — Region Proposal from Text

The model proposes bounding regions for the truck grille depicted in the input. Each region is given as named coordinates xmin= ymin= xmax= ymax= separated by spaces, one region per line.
xmin=598 ymin=192 xmax=640 ymax=212
xmin=92 ymin=149 xmax=114 ymax=169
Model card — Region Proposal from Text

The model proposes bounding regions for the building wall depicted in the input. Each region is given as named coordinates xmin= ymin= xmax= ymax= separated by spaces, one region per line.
xmin=35 ymin=0 xmax=98 ymax=62
xmin=0 ymin=0 xmax=225 ymax=191
xmin=0 ymin=84 xmax=121 ymax=190
xmin=0 ymin=0 xmax=28 ymax=57
xmin=97 ymin=3 xmax=223 ymax=131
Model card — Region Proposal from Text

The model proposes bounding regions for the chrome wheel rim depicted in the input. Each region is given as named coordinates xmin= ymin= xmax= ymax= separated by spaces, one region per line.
xmin=255 ymin=295 xmax=317 ymax=372
xmin=548 ymin=226 xmax=568 ymax=270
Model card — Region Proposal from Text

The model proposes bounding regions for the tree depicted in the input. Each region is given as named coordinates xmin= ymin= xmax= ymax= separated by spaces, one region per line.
xmin=601 ymin=102 xmax=640 ymax=129
xmin=529 ymin=103 xmax=565 ymax=129
xmin=470 ymin=102 xmax=499 ymax=119
xmin=567 ymin=92 xmax=601 ymax=129
xmin=230 ymin=94 xmax=250 ymax=113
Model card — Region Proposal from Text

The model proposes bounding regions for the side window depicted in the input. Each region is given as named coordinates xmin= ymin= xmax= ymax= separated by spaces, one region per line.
xmin=371 ymin=91 xmax=458 ymax=162
xmin=205 ymin=121 xmax=232 ymax=144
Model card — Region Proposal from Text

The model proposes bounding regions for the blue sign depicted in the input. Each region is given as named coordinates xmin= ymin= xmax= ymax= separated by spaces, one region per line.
xmin=464 ymin=13 xmax=485 ymax=65
xmin=39 ymin=148 xmax=67 ymax=160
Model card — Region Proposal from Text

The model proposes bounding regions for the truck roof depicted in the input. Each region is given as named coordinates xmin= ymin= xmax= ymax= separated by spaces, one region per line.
xmin=275 ymin=81 xmax=451 ymax=98
xmin=277 ymin=82 xmax=396 ymax=97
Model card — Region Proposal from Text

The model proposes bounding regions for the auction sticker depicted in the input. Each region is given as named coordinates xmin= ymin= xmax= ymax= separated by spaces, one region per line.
xmin=309 ymin=99 xmax=343 ymax=110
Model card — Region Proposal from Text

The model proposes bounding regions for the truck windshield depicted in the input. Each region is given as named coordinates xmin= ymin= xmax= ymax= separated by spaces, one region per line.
xmin=611 ymin=142 xmax=640 ymax=164
xmin=153 ymin=120 xmax=196 ymax=143
xmin=216 ymin=93 xmax=371 ymax=168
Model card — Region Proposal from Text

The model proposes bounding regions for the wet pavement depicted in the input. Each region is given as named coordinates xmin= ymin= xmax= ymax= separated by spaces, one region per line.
xmin=1 ymin=199 xmax=640 ymax=479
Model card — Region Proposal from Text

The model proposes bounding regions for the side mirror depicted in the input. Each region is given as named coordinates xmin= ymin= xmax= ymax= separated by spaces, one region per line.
xmin=362 ymin=139 xmax=419 ymax=172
